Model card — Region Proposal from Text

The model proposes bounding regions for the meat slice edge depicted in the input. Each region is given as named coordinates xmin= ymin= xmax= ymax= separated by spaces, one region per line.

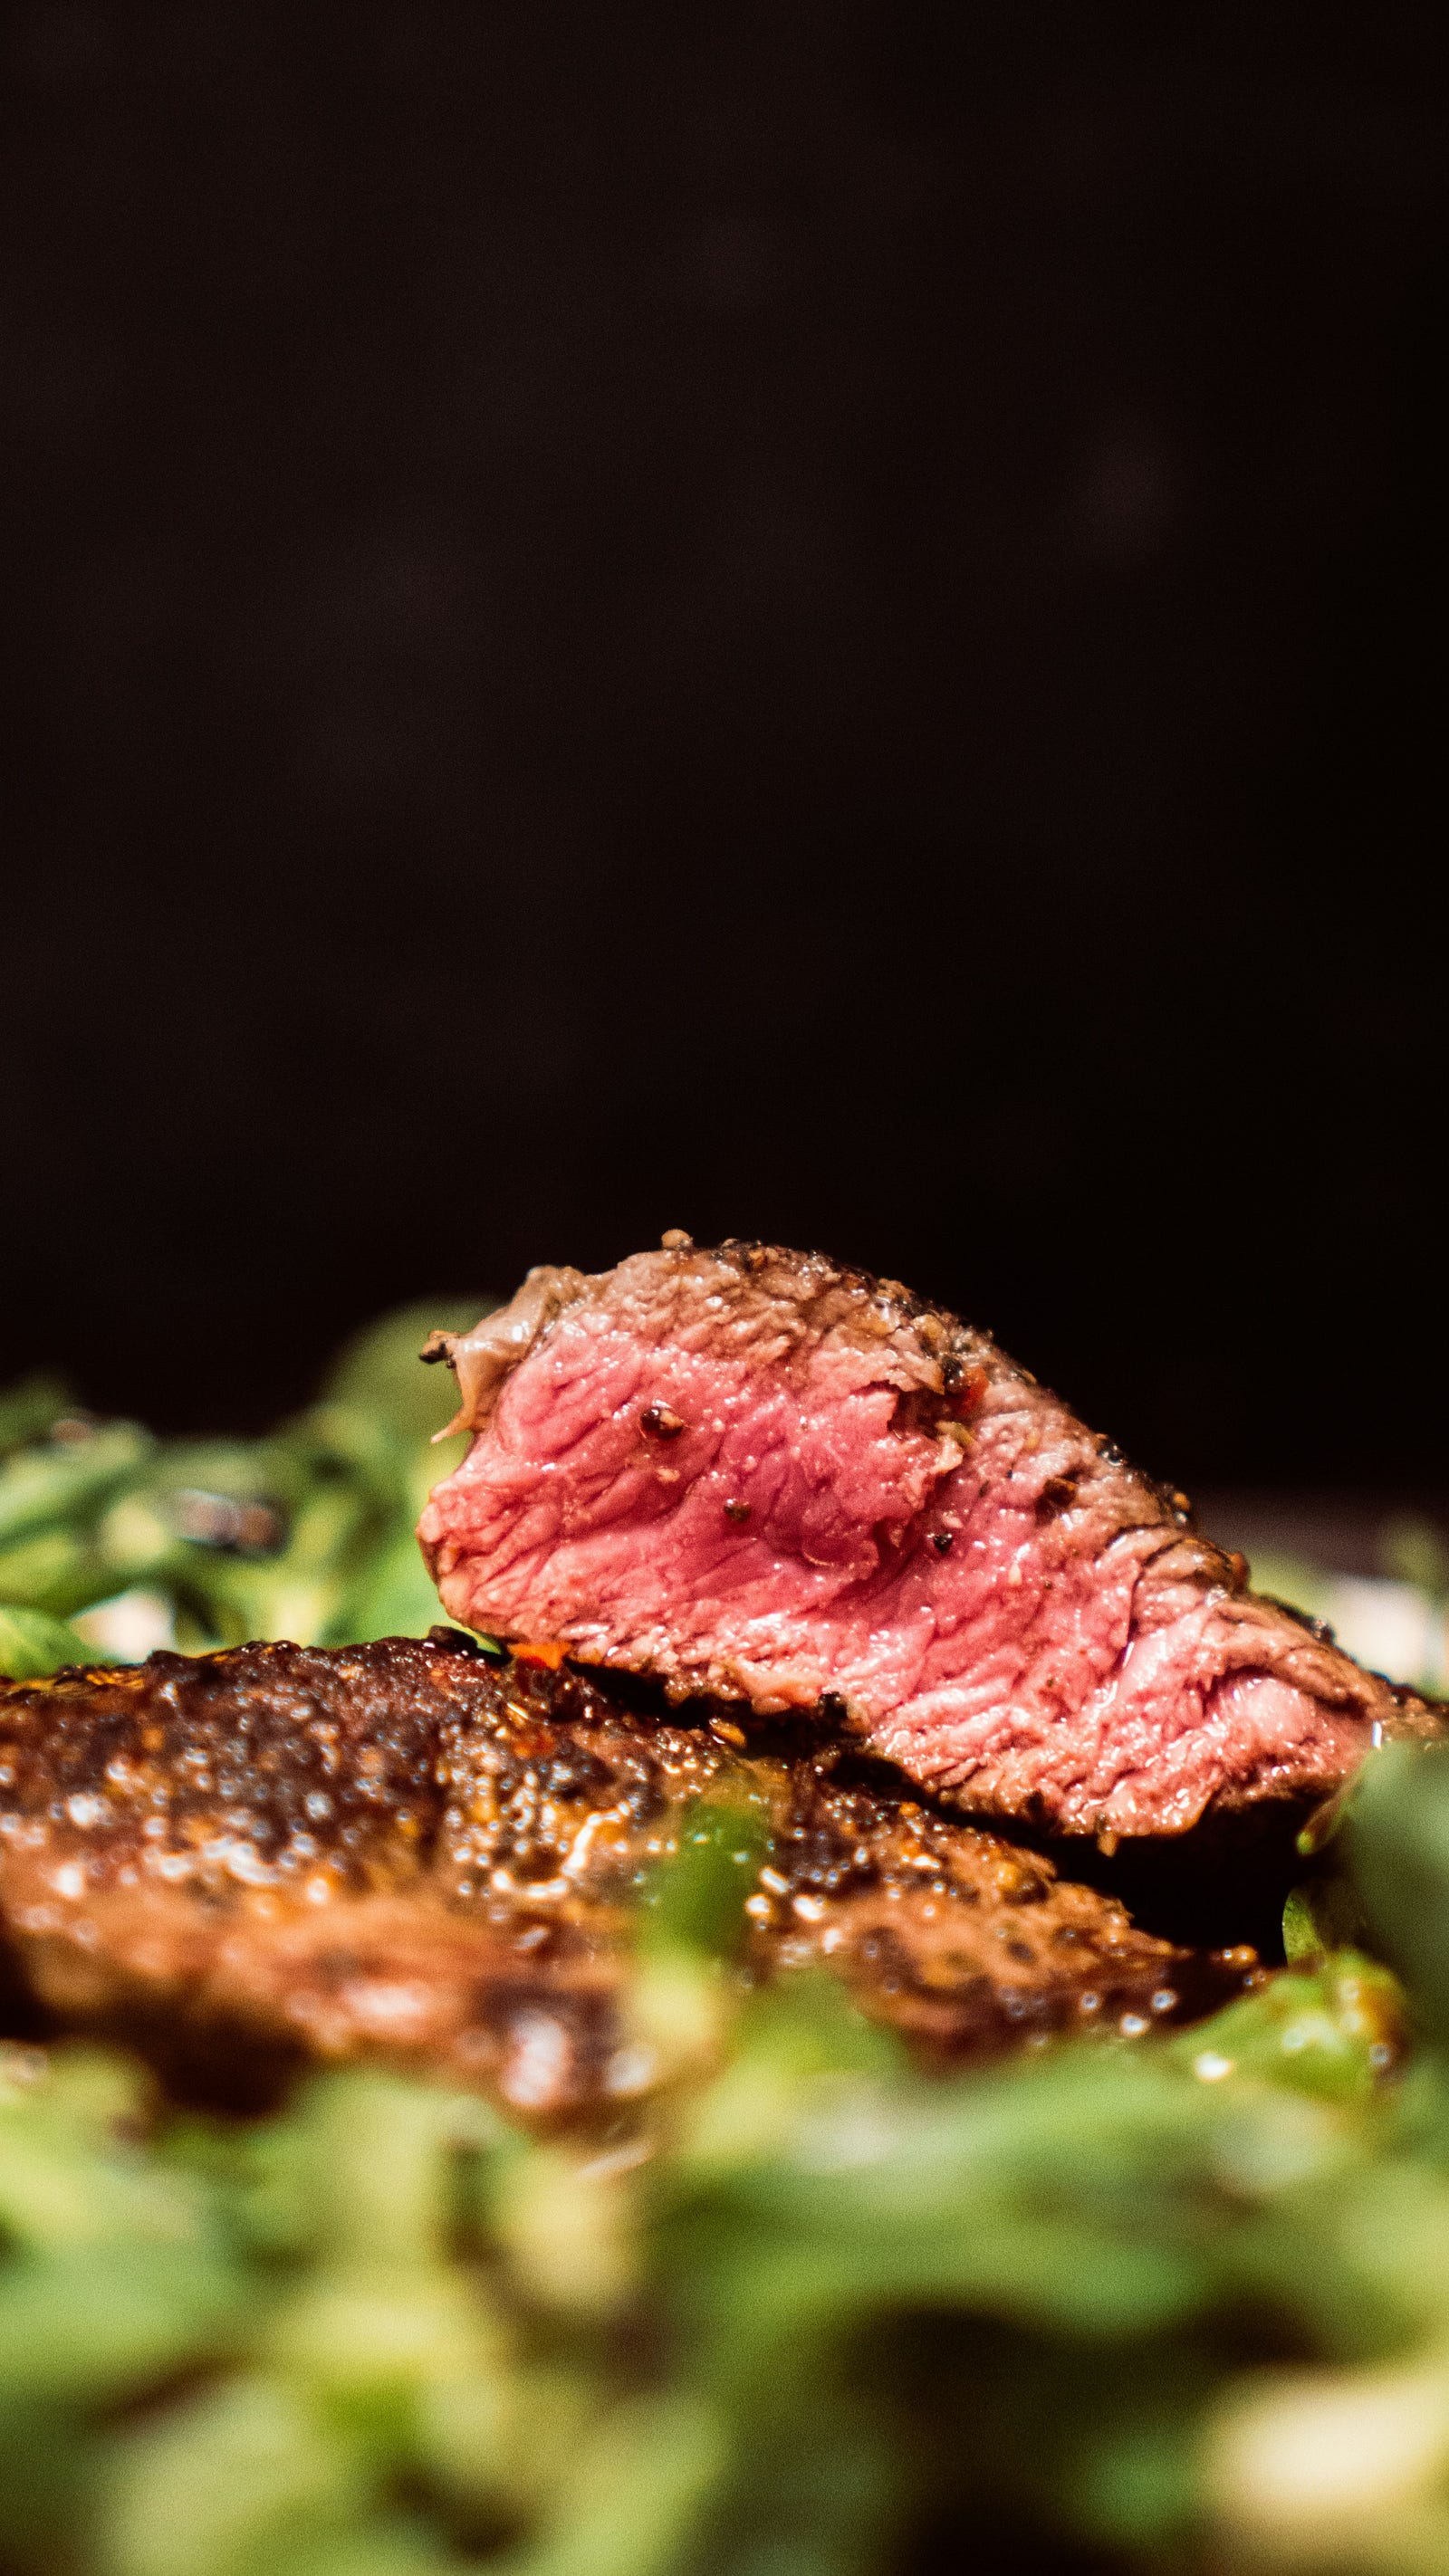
xmin=417 ymin=1240 xmax=1437 ymax=1838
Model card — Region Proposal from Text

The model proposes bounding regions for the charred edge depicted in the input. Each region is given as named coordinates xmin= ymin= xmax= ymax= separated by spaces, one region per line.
xmin=1258 ymin=1595 xmax=1339 ymax=1649
xmin=427 ymin=1626 xmax=503 ymax=1659
xmin=714 ymin=1237 xmax=969 ymax=1345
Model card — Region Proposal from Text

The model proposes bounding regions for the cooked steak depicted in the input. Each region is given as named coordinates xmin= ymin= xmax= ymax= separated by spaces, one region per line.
xmin=418 ymin=1240 xmax=1437 ymax=1840
xmin=0 ymin=1635 xmax=1245 ymax=2111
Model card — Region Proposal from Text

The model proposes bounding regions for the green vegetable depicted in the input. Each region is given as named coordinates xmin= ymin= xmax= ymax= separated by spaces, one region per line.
xmin=641 ymin=1797 xmax=776 ymax=1961
xmin=0 ymin=1603 xmax=113 ymax=1678
xmin=0 ymin=1298 xmax=487 ymax=1660
xmin=0 ymin=1421 xmax=153 ymax=1549
xmin=1347 ymin=1742 xmax=1449 ymax=2050
xmin=510 ymin=2393 xmax=726 ymax=2576
xmin=0 ymin=1522 xmax=114 ymax=1618
xmin=0 ymin=1374 xmax=74 ymax=1455
xmin=99 ymin=2377 xmax=382 ymax=2576
xmin=320 ymin=1302 xmax=491 ymax=1450
xmin=1167 ymin=1953 xmax=1404 ymax=2102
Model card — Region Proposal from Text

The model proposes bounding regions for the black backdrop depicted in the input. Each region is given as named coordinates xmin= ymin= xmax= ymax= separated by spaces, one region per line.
xmin=3 ymin=3 xmax=1444 ymax=1487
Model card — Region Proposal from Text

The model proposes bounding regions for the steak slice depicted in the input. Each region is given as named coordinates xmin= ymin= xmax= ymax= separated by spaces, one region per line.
xmin=417 ymin=1240 xmax=1438 ymax=1840
xmin=0 ymin=1636 xmax=1245 ymax=2111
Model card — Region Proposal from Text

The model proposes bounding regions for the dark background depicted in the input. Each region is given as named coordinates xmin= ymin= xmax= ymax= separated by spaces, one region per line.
xmin=3 ymin=3 xmax=1444 ymax=1489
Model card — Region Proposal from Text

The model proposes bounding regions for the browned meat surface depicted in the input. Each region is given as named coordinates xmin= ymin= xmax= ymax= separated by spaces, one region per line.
xmin=0 ymin=1634 xmax=1254 ymax=2114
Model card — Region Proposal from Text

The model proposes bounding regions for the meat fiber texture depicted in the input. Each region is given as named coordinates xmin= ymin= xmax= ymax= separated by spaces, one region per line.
xmin=418 ymin=1240 xmax=1435 ymax=1842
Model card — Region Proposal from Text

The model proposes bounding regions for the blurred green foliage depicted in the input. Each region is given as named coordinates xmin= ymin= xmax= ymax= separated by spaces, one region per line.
xmin=0 ymin=1604 xmax=113 ymax=1680
xmin=0 ymin=1302 xmax=491 ymax=1669
xmin=1348 ymin=1745 xmax=1449 ymax=2053
xmin=3 ymin=1891 xmax=1449 ymax=2576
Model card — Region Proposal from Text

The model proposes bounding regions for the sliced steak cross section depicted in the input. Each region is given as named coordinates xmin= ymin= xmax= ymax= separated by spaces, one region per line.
xmin=418 ymin=1240 xmax=1434 ymax=1839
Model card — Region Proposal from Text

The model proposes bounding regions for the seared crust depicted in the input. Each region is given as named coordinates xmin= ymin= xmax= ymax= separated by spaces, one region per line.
xmin=0 ymin=1636 xmax=1250 ymax=2112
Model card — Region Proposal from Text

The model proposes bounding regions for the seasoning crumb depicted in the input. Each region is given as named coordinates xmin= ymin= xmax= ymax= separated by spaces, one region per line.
xmin=641 ymin=1403 xmax=686 ymax=1441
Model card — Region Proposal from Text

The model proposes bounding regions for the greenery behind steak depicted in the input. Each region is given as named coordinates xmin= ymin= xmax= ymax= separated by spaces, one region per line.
xmin=5 ymin=1319 xmax=1449 ymax=2576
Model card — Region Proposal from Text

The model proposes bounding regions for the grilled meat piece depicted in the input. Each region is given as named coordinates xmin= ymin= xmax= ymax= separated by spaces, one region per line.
xmin=418 ymin=1240 xmax=1438 ymax=1839
xmin=0 ymin=1635 xmax=1249 ymax=2113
